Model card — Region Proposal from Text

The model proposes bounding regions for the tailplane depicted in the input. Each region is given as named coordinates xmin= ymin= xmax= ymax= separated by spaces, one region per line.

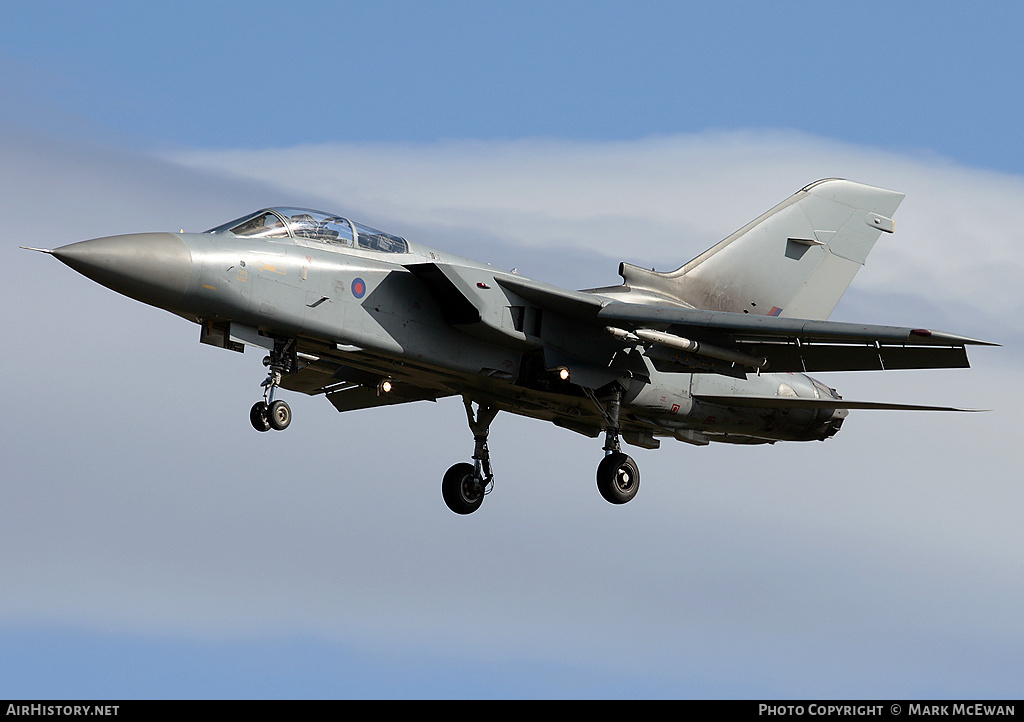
xmin=606 ymin=179 xmax=905 ymax=321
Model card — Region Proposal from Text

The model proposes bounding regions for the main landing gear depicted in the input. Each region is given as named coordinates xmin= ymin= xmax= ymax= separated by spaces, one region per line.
xmin=441 ymin=385 xmax=642 ymax=515
xmin=249 ymin=338 xmax=296 ymax=433
xmin=441 ymin=398 xmax=498 ymax=514
xmin=586 ymin=383 xmax=640 ymax=505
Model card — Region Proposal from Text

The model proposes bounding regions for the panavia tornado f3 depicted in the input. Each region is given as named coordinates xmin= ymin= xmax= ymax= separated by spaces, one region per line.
xmin=27 ymin=179 xmax=993 ymax=514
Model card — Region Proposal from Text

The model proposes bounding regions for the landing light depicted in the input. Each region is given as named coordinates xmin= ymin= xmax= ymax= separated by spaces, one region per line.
xmin=378 ymin=379 xmax=393 ymax=395
xmin=557 ymin=367 xmax=570 ymax=381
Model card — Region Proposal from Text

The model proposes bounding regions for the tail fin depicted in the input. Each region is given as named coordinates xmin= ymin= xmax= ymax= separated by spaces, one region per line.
xmin=615 ymin=179 xmax=905 ymax=320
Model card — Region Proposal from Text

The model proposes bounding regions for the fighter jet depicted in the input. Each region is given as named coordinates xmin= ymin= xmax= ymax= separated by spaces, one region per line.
xmin=26 ymin=179 xmax=992 ymax=514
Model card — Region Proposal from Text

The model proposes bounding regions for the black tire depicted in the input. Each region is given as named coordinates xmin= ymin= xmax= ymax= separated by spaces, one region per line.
xmin=442 ymin=462 xmax=484 ymax=515
xmin=596 ymin=452 xmax=640 ymax=504
xmin=268 ymin=400 xmax=291 ymax=431
xmin=250 ymin=401 xmax=271 ymax=432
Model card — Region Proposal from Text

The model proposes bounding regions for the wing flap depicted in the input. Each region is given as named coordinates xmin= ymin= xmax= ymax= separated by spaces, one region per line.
xmin=598 ymin=302 xmax=994 ymax=372
xmin=730 ymin=341 xmax=972 ymax=372
xmin=693 ymin=394 xmax=983 ymax=412
xmin=599 ymin=302 xmax=993 ymax=344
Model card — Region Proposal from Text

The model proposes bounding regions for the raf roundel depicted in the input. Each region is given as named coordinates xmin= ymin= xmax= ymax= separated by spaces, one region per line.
xmin=351 ymin=277 xmax=366 ymax=299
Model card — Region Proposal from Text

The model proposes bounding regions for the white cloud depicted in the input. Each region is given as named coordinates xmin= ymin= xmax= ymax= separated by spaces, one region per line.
xmin=168 ymin=130 xmax=1024 ymax=329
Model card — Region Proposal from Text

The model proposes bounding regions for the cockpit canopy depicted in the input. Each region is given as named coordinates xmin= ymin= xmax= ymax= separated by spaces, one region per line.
xmin=206 ymin=207 xmax=409 ymax=254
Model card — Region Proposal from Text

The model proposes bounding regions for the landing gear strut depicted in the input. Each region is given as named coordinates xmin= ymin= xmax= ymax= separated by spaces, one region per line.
xmin=585 ymin=383 xmax=641 ymax=505
xmin=249 ymin=337 xmax=296 ymax=433
xmin=441 ymin=398 xmax=498 ymax=514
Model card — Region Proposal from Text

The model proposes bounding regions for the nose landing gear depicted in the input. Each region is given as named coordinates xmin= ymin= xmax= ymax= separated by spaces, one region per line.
xmin=249 ymin=338 xmax=296 ymax=433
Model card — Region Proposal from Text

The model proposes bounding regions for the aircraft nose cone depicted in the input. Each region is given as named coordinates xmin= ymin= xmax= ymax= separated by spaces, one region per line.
xmin=52 ymin=233 xmax=193 ymax=309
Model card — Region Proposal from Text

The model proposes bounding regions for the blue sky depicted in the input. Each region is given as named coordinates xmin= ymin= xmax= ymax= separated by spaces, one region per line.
xmin=2 ymin=1 xmax=1023 ymax=699
xmin=8 ymin=1 xmax=1024 ymax=171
